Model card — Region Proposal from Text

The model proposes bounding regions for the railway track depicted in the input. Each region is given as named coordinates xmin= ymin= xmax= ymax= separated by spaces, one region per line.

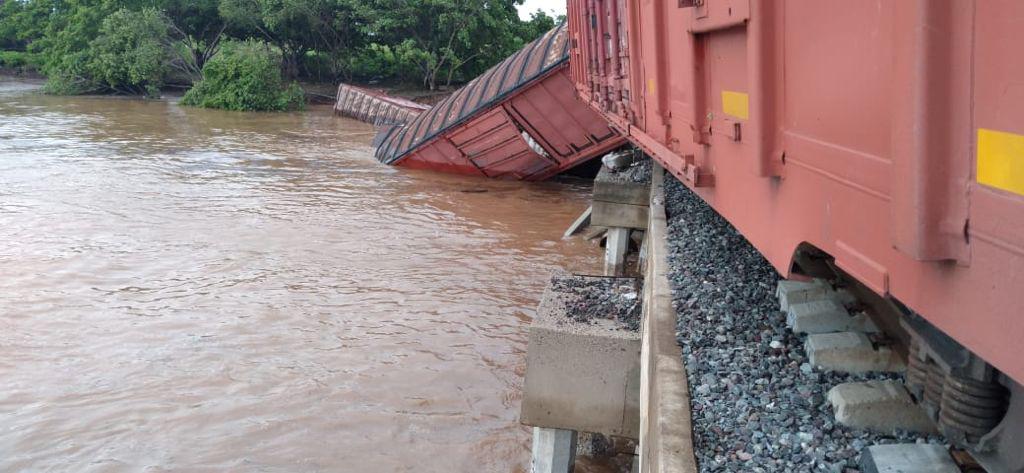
xmin=526 ymin=157 xmax=1014 ymax=473
xmin=659 ymin=167 xmax=1007 ymax=472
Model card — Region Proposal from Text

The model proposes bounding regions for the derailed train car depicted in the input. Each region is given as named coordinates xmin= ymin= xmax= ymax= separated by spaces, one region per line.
xmin=374 ymin=23 xmax=625 ymax=180
xmin=569 ymin=0 xmax=1024 ymax=470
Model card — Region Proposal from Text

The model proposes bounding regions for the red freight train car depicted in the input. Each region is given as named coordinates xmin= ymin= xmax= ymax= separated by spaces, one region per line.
xmin=375 ymin=24 xmax=625 ymax=180
xmin=569 ymin=0 xmax=1024 ymax=470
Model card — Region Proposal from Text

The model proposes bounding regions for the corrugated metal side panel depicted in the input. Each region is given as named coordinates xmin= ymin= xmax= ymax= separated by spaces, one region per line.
xmin=385 ymin=68 xmax=626 ymax=181
xmin=568 ymin=0 xmax=1024 ymax=385
xmin=334 ymin=83 xmax=429 ymax=126
xmin=506 ymin=71 xmax=620 ymax=159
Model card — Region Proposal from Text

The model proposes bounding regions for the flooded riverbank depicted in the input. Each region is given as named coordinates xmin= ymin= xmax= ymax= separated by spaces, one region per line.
xmin=0 ymin=77 xmax=600 ymax=472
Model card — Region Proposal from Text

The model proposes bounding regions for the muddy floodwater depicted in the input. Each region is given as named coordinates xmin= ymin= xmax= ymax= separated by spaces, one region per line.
xmin=0 ymin=78 xmax=600 ymax=472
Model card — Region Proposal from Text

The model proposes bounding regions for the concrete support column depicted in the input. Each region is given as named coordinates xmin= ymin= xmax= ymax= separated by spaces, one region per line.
xmin=605 ymin=227 xmax=630 ymax=276
xmin=531 ymin=427 xmax=577 ymax=473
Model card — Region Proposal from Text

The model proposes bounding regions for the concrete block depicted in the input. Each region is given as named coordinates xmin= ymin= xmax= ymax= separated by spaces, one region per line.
xmin=521 ymin=275 xmax=641 ymax=438
xmin=582 ymin=225 xmax=608 ymax=241
xmin=563 ymin=206 xmax=592 ymax=239
xmin=531 ymin=427 xmax=577 ymax=473
xmin=594 ymin=163 xmax=650 ymax=206
xmin=777 ymin=279 xmax=862 ymax=311
xmin=827 ymin=380 xmax=937 ymax=434
xmin=787 ymin=299 xmax=878 ymax=334
xmin=806 ymin=332 xmax=905 ymax=373
xmin=860 ymin=444 xmax=959 ymax=473
xmin=777 ymin=279 xmax=832 ymax=311
xmin=834 ymin=287 xmax=858 ymax=306
xmin=850 ymin=312 xmax=880 ymax=333
xmin=787 ymin=299 xmax=848 ymax=333
xmin=605 ymin=227 xmax=630 ymax=276
xmin=592 ymin=200 xmax=648 ymax=229
xmin=592 ymin=161 xmax=651 ymax=230
xmin=594 ymin=180 xmax=649 ymax=207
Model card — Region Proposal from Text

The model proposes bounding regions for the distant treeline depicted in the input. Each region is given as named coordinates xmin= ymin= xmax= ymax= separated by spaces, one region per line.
xmin=0 ymin=0 xmax=558 ymax=109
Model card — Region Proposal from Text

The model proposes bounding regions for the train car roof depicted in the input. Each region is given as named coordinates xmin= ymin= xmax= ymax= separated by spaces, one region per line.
xmin=374 ymin=22 xmax=570 ymax=165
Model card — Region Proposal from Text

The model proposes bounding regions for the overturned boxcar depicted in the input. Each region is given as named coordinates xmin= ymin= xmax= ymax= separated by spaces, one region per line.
xmin=334 ymin=83 xmax=429 ymax=126
xmin=373 ymin=23 xmax=626 ymax=180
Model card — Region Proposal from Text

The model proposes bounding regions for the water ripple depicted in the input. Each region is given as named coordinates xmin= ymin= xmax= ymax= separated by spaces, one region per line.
xmin=0 ymin=78 xmax=600 ymax=472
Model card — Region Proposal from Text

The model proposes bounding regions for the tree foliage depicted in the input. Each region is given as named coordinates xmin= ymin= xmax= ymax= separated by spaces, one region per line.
xmin=161 ymin=0 xmax=227 ymax=78
xmin=84 ymin=8 xmax=172 ymax=96
xmin=0 ymin=0 xmax=53 ymax=50
xmin=0 ymin=0 xmax=560 ymax=101
xmin=181 ymin=39 xmax=304 ymax=111
xmin=349 ymin=0 xmax=525 ymax=90
xmin=35 ymin=0 xmax=125 ymax=94
xmin=218 ymin=0 xmax=362 ymax=79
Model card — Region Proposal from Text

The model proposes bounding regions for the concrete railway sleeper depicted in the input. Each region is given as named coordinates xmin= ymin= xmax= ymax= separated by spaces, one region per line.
xmin=663 ymin=159 xmax=1021 ymax=473
xmin=523 ymin=158 xmax=1024 ymax=473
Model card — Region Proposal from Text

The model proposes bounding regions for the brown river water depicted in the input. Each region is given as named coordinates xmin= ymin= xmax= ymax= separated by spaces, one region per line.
xmin=0 ymin=77 xmax=602 ymax=472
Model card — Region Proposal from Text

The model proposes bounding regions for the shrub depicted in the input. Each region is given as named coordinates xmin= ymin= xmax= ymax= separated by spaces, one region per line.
xmin=181 ymin=40 xmax=305 ymax=112
xmin=349 ymin=43 xmax=399 ymax=82
xmin=0 ymin=50 xmax=41 ymax=71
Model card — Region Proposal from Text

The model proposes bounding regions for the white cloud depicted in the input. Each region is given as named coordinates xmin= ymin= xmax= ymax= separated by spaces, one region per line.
xmin=517 ymin=0 xmax=567 ymax=20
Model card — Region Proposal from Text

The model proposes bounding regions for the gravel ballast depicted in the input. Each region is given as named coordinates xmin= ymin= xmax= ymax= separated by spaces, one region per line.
xmin=550 ymin=274 xmax=642 ymax=332
xmin=597 ymin=149 xmax=652 ymax=185
xmin=662 ymin=175 xmax=941 ymax=472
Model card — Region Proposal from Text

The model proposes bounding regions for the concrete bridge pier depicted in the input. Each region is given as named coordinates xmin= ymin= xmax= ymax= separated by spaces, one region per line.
xmin=605 ymin=227 xmax=631 ymax=276
xmin=592 ymin=160 xmax=650 ymax=276
xmin=531 ymin=427 xmax=578 ymax=473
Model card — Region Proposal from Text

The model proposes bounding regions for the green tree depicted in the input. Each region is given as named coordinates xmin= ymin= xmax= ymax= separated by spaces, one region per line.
xmin=351 ymin=0 xmax=524 ymax=90
xmin=6 ymin=0 xmax=563 ymax=96
xmin=34 ymin=0 xmax=121 ymax=93
xmin=159 ymin=0 xmax=227 ymax=79
xmin=0 ymin=0 xmax=55 ymax=50
xmin=85 ymin=8 xmax=172 ymax=96
xmin=37 ymin=5 xmax=174 ymax=95
xmin=218 ymin=0 xmax=362 ymax=79
xmin=181 ymin=39 xmax=304 ymax=111
xmin=517 ymin=9 xmax=557 ymax=43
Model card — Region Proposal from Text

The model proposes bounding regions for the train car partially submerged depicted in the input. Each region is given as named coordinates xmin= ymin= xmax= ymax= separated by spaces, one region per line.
xmin=373 ymin=23 xmax=625 ymax=180
xmin=334 ymin=83 xmax=429 ymax=126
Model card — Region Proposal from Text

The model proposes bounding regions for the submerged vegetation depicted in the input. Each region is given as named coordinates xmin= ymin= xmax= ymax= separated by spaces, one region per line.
xmin=182 ymin=40 xmax=304 ymax=111
xmin=0 ymin=0 xmax=559 ymax=110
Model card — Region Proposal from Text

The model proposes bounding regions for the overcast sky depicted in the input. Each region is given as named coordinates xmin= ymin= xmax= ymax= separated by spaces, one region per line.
xmin=518 ymin=0 xmax=567 ymax=20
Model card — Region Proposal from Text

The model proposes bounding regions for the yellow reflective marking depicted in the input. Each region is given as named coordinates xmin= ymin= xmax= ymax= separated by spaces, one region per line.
xmin=647 ymin=79 xmax=655 ymax=95
xmin=977 ymin=128 xmax=1024 ymax=196
xmin=721 ymin=90 xmax=749 ymax=120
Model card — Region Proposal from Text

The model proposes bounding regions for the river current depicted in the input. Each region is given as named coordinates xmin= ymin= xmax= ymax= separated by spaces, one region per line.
xmin=0 ymin=78 xmax=600 ymax=472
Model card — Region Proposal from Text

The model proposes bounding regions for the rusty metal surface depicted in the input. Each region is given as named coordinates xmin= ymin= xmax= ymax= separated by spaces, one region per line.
xmin=375 ymin=23 xmax=572 ymax=165
xmin=568 ymin=0 xmax=1024 ymax=385
xmin=334 ymin=83 xmax=429 ymax=126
